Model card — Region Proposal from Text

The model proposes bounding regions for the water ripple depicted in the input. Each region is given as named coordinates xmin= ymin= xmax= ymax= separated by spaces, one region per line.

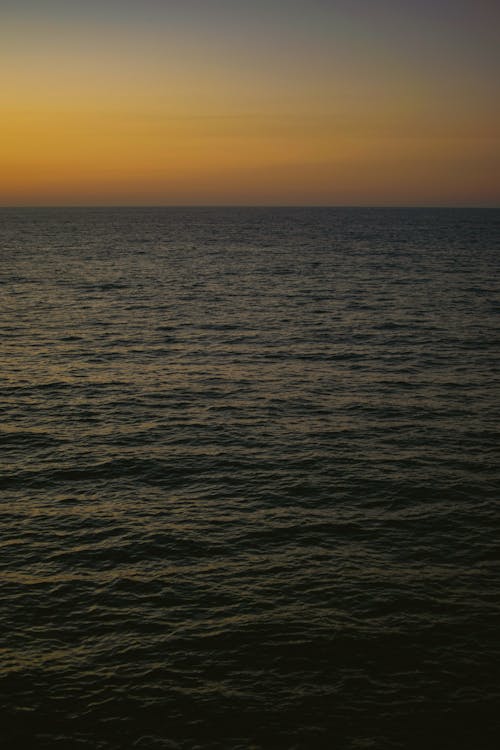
xmin=1 ymin=207 xmax=499 ymax=749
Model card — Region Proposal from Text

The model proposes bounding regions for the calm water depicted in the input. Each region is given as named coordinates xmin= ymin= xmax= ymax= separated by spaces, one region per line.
xmin=1 ymin=207 xmax=499 ymax=749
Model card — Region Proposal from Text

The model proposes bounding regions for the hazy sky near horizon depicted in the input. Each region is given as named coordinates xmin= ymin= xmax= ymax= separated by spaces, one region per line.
xmin=2 ymin=0 xmax=499 ymax=205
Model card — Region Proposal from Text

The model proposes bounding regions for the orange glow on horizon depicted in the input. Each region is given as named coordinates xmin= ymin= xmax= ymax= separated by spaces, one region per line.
xmin=1 ymin=4 xmax=499 ymax=206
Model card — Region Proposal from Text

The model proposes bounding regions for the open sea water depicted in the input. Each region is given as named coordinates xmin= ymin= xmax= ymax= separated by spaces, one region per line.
xmin=1 ymin=207 xmax=499 ymax=750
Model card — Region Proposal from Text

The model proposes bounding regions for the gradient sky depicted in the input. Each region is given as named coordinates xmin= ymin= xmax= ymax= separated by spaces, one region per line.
xmin=2 ymin=0 xmax=499 ymax=205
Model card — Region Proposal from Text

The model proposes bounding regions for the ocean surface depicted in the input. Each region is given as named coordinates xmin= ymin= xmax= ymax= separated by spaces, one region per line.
xmin=1 ymin=207 xmax=499 ymax=750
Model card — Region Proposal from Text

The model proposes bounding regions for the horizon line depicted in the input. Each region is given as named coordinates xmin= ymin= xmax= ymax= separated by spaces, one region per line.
xmin=1 ymin=204 xmax=499 ymax=210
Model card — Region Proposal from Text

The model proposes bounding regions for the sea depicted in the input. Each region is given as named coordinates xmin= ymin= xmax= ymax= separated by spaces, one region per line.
xmin=1 ymin=207 xmax=499 ymax=750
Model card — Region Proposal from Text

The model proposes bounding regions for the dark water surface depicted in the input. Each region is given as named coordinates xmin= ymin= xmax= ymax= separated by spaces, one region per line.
xmin=1 ymin=207 xmax=499 ymax=749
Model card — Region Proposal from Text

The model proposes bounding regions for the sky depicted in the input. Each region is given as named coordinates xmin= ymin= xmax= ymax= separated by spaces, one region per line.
xmin=1 ymin=0 xmax=499 ymax=206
